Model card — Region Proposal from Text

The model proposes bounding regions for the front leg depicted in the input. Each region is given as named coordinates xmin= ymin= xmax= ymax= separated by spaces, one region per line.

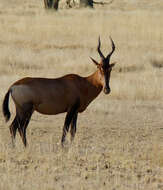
xmin=70 ymin=113 xmax=78 ymax=142
xmin=61 ymin=101 xmax=79 ymax=146
xmin=61 ymin=111 xmax=72 ymax=146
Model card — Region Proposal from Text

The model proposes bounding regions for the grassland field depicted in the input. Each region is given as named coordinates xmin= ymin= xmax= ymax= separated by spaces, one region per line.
xmin=0 ymin=0 xmax=162 ymax=189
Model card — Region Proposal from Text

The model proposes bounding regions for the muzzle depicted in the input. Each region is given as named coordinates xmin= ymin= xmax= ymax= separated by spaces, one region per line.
xmin=103 ymin=86 xmax=111 ymax=94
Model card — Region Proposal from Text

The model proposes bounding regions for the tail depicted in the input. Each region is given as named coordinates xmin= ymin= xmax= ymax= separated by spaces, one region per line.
xmin=2 ymin=90 xmax=11 ymax=122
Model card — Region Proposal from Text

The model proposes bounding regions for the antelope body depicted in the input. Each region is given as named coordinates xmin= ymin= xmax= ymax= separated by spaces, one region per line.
xmin=2 ymin=37 xmax=116 ymax=147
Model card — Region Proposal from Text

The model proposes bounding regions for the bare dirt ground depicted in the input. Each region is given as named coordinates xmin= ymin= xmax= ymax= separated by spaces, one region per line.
xmin=0 ymin=0 xmax=162 ymax=189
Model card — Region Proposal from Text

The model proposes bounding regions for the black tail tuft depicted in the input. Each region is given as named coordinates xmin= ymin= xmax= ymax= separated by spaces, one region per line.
xmin=2 ymin=90 xmax=11 ymax=122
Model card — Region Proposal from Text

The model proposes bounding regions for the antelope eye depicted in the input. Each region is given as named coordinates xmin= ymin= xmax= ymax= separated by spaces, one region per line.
xmin=101 ymin=68 xmax=104 ymax=74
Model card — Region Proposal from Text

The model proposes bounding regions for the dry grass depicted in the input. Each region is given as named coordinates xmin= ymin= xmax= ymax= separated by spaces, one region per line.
xmin=0 ymin=0 xmax=163 ymax=189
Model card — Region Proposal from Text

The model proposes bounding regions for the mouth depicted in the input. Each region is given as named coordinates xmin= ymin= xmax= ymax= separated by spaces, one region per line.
xmin=103 ymin=87 xmax=111 ymax=94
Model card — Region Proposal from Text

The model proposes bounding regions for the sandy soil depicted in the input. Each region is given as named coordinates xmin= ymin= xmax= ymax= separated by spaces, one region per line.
xmin=0 ymin=0 xmax=162 ymax=189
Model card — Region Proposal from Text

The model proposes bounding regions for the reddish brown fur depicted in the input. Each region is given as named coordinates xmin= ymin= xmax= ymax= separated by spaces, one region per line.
xmin=11 ymin=72 xmax=102 ymax=114
xmin=2 ymin=37 xmax=116 ymax=147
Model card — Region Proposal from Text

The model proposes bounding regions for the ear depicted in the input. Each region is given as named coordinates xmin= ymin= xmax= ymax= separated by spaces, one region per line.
xmin=110 ymin=62 xmax=116 ymax=68
xmin=90 ymin=57 xmax=99 ymax=66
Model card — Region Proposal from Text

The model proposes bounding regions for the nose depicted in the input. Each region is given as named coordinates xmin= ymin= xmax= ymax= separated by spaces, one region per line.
xmin=103 ymin=86 xmax=111 ymax=94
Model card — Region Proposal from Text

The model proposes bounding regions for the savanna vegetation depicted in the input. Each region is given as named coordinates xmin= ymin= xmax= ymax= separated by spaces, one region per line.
xmin=0 ymin=0 xmax=162 ymax=189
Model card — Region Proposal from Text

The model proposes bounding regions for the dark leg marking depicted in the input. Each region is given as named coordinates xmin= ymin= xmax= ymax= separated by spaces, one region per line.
xmin=70 ymin=113 xmax=78 ymax=142
xmin=12 ymin=103 xmax=33 ymax=147
xmin=9 ymin=115 xmax=19 ymax=146
xmin=19 ymin=109 xmax=33 ymax=147
xmin=61 ymin=101 xmax=79 ymax=146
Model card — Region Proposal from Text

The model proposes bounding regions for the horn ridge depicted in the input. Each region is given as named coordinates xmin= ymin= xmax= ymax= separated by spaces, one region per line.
xmin=97 ymin=36 xmax=105 ymax=60
xmin=107 ymin=36 xmax=115 ymax=59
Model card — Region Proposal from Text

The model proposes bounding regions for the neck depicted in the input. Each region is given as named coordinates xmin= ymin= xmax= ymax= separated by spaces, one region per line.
xmin=86 ymin=70 xmax=101 ymax=86
xmin=85 ymin=70 xmax=103 ymax=98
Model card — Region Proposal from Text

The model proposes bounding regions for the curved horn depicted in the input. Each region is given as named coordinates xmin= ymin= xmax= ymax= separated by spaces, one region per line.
xmin=90 ymin=57 xmax=99 ymax=66
xmin=106 ymin=36 xmax=115 ymax=59
xmin=97 ymin=36 xmax=105 ymax=60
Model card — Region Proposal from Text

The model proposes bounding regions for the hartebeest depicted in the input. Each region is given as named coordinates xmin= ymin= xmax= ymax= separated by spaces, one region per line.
xmin=2 ymin=37 xmax=115 ymax=147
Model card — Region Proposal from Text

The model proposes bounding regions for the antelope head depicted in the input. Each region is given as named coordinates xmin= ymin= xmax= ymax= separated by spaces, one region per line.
xmin=90 ymin=36 xmax=116 ymax=94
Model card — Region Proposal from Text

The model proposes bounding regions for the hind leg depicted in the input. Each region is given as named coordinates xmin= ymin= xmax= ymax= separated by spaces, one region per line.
xmin=20 ymin=110 xmax=33 ymax=147
xmin=9 ymin=115 xmax=19 ymax=147
xmin=16 ymin=103 xmax=34 ymax=147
